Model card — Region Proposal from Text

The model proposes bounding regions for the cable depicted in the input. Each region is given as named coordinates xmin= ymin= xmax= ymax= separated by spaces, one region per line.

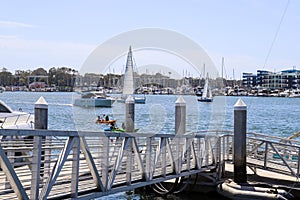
xmin=173 ymin=175 xmax=192 ymax=194
xmin=151 ymin=178 xmax=180 ymax=195
xmin=263 ymin=0 xmax=290 ymax=68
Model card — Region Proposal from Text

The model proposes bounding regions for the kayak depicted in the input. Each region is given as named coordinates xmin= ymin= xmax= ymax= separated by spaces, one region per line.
xmin=104 ymin=127 xmax=124 ymax=132
xmin=104 ymin=127 xmax=139 ymax=132
xmin=96 ymin=119 xmax=116 ymax=124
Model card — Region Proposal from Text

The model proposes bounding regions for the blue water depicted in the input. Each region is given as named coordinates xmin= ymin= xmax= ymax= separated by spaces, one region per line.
xmin=1 ymin=92 xmax=299 ymax=199
xmin=2 ymin=92 xmax=299 ymax=137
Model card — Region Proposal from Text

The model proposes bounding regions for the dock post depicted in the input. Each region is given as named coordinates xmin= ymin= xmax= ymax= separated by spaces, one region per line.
xmin=175 ymin=96 xmax=186 ymax=135
xmin=31 ymin=96 xmax=48 ymax=199
xmin=175 ymin=96 xmax=186 ymax=173
xmin=34 ymin=96 xmax=48 ymax=130
xmin=125 ymin=95 xmax=135 ymax=132
xmin=233 ymin=98 xmax=247 ymax=183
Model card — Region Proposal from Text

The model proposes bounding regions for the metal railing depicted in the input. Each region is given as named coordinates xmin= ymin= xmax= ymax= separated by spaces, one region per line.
xmin=1 ymin=129 xmax=298 ymax=199
xmin=0 ymin=129 xmax=220 ymax=200
xmin=246 ymin=132 xmax=300 ymax=177
xmin=220 ymin=131 xmax=300 ymax=178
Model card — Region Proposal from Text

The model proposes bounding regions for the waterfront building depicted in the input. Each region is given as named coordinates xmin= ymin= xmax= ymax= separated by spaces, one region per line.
xmin=256 ymin=70 xmax=272 ymax=88
xmin=242 ymin=68 xmax=300 ymax=90
xmin=281 ymin=69 xmax=300 ymax=89
xmin=137 ymin=72 xmax=179 ymax=91
xmin=242 ymin=72 xmax=257 ymax=88
xmin=262 ymin=73 xmax=285 ymax=89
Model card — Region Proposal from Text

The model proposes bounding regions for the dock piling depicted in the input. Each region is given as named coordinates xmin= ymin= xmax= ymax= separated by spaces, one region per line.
xmin=31 ymin=96 xmax=48 ymax=199
xmin=233 ymin=98 xmax=247 ymax=183
xmin=175 ymin=96 xmax=186 ymax=173
xmin=125 ymin=95 xmax=135 ymax=132
xmin=34 ymin=96 xmax=48 ymax=130
xmin=175 ymin=96 xmax=186 ymax=135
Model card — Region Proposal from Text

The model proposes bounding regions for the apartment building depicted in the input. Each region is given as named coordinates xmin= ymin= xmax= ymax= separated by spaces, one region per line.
xmin=243 ymin=69 xmax=300 ymax=89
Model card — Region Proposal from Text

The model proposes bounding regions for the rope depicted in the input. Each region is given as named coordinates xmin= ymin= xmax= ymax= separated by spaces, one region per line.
xmin=263 ymin=0 xmax=290 ymax=68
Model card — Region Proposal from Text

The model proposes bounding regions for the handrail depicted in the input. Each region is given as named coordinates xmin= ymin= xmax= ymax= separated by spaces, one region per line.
xmin=0 ymin=129 xmax=219 ymax=199
xmin=0 ymin=129 xmax=299 ymax=199
xmin=220 ymin=133 xmax=300 ymax=178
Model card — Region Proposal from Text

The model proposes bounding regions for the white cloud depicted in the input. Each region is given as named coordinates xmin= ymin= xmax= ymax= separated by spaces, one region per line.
xmin=0 ymin=20 xmax=37 ymax=28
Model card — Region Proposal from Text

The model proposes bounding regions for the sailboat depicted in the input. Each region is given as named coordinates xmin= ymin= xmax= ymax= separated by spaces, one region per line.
xmin=118 ymin=46 xmax=146 ymax=104
xmin=198 ymin=74 xmax=213 ymax=102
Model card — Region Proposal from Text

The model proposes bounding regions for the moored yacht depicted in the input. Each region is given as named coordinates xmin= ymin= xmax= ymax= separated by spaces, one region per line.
xmin=73 ymin=91 xmax=115 ymax=107
xmin=289 ymin=89 xmax=300 ymax=98
xmin=279 ymin=90 xmax=290 ymax=97
xmin=0 ymin=100 xmax=34 ymax=129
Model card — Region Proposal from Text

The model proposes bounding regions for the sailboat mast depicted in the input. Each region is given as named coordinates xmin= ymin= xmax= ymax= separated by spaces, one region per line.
xmin=222 ymin=57 xmax=224 ymax=80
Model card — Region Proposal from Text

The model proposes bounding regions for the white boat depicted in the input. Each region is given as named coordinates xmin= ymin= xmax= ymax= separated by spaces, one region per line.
xmin=73 ymin=91 xmax=115 ymax=107
xmin=118 ymin=46 xmax=146 ymax=104
xmin=0 ymin=100 xmax=34 ymax=129
xmin=288 ymin=89 xmax=300 ymax=98
xmin=0 ymin=86 xmax=5 ymax=93
xmin=268 ymin=89 xmax=280 ymax=97
xmin=279 ymin=90 xmax=290 ymax=97
xmin=198 ymin=74 xmax=213 ymax=102
xmin=194 ymin=86 xmax=203 ymax=97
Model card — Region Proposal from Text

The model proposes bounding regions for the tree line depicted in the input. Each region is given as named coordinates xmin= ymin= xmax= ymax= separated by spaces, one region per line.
xmin=0 ymin=67 xmax=78 ymax=91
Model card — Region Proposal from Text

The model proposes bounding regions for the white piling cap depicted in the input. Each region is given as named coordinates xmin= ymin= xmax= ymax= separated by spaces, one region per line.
xmin=234 ymin=98 xmax=247 ymax=110
xmin=175 ymin=95 xmax=186 ymax=106
xmin=35 ymin=96 xmax=48 ymax=109
xmin=125 ymin=95 xmax=135 ymax=103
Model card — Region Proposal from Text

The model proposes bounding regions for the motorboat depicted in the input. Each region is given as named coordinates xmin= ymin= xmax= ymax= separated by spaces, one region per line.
xmin=194 ymin=86 xmax=203 ymax=97
xmin=117 ymin=94 xmax=146 ymax=104
xmin=279 ymin=90 xmax=290 ymax=97
xmin=0 ymin=100 xmax=34 ymax=129
xmin=288 ymin=89 xmax=300 ymax=98
xmin=133 ymin=95 xmax=146 ymax=103
xmin=73 ymin=91 xmax=115 ymax=107
xmin=118 ymin=46 xmax=146 ymax=104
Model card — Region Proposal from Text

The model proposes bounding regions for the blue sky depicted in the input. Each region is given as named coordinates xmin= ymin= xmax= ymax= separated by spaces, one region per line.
xmin=0 ymin=0 xmax=299 ymax=78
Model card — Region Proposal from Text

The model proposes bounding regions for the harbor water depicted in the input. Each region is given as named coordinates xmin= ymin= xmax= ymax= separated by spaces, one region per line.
xmin=1 ymin=92 xmax=299 ymax=199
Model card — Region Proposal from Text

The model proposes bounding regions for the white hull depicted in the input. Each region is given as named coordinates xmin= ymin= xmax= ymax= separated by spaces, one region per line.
xmin=0 ymin=100 xmax=34 ymax=129
xmin=74 ymin=98 xmax=115 ymax=107
xmin=73 ymin=90 xmax=115 ymax=107
xmin=134 ymin=96 xmax=146 ymax=104
xmin=116 ymin=96 xmax=146 ymax=104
